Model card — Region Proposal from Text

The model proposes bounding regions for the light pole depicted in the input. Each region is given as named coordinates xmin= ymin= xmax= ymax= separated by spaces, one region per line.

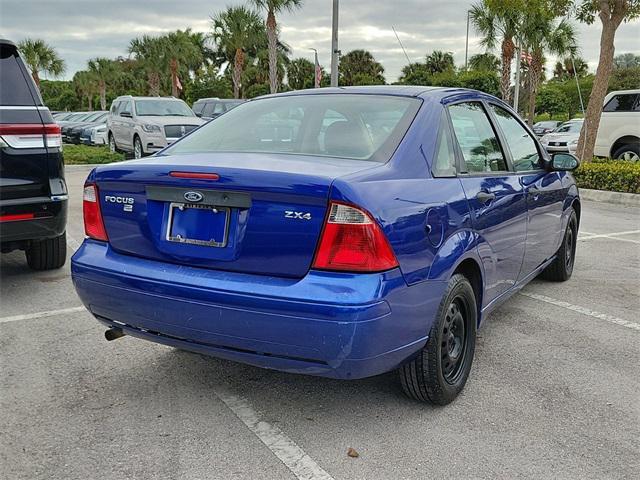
xmin=465 ymin=10 xmax=470 ymax=70
xmin=330 ymin=0 xmax=339 ymax=87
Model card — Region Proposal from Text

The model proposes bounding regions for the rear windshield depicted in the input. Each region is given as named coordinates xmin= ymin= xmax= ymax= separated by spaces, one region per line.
xmin=164 ymin=94 xmax=421 ymax=162
xmin=0 ymin=44 xmax=38 ymax=106
xmin=135 ymin=99 xmax=194 ymax=117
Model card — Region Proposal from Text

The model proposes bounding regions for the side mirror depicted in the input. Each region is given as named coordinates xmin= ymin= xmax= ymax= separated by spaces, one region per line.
xmin=551 ymin=153 xmax=580 ymax=171
xmin=120 ymin=111 xmax=132 ymax=118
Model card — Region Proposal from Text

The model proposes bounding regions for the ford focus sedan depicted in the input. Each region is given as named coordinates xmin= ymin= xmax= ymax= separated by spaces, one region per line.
xmin=71 ymin=86 xmax=580 ymax=405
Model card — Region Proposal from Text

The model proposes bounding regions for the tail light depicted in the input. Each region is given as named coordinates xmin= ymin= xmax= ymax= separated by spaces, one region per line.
xmin=83 ymin=184 xmax=108 ymax=241
xmin=312 ymin=202 xmax=399 ymax=273
xmin=0 ymin=124 xmax=61 ymax=148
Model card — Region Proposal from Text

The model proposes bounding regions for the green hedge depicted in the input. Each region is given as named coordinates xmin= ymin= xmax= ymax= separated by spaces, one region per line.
xmin=574 ymin=159 xmax=640 ymax=194
xmin=63 ymin=144 xmax=125 ymax=165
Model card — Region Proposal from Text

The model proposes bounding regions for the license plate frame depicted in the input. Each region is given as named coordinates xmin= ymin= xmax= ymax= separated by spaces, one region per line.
xmin=166 ymin=202 xmax=230 ymax=248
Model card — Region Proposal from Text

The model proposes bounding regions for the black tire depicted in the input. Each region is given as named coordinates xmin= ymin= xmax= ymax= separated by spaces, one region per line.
xmin=399 ymin=273 xmax=477 ymax=405
xmin=25 ymin=232 xmax=67 ymax=270
xmin=612 ymin=143 xmax=639 ymax=162
xmin=133 ymin=135 xmax=143 ymax=159
xmin=540 ymin=209 xmax=578 ymax=282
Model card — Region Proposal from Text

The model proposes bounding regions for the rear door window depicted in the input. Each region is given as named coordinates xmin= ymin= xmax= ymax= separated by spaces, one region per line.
xmin=603 ymin=94 xmax=639 ymax=112
xmin=489 ymin=104 xmax=542 ymax=172
xmin=201 ymin=102 xmax=216 ymax=117
xmin=448 ymin=102 xmax=509 ymax=173
xmin=0 ymin=45 xmax=37 ymax=106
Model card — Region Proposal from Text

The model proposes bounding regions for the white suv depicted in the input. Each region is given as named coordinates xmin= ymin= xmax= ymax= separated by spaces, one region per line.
xmin=571 ymin=90 xmax=640 ymax=160
xmin=107 ymin=96 xmax=204 ymax=158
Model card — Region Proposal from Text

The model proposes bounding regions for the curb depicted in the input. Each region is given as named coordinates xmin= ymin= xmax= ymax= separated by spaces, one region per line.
xmin=580 ymin=188 xmax=640 ymax=207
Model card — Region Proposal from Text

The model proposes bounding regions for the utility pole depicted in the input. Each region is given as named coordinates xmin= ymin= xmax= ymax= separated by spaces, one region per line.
xmin=330 ymin=0 xmax=339 ymax=87
xmin=513 ymin=45 xmax=521 ymax=114
xmin=465 ymin=10 xmax=470 ymax=70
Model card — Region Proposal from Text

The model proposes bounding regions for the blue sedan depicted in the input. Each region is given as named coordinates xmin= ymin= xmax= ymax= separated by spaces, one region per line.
xmin=71 ymin=86 xmax=580 ymax=405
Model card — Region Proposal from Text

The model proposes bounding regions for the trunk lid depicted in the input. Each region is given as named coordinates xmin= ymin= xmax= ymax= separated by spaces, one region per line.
xmin=94 ymin=152 xmax=376 ymax=278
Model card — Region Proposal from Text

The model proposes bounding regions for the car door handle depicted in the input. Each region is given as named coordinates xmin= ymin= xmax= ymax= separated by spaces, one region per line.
xmin=476 ymin=191 xmax=496 ymax=204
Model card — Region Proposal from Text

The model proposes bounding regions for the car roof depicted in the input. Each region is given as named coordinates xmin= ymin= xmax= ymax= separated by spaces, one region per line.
xmin=114 ymin=96 xmax=184 ymax=101
xmin=0 ymin=39 xmax=17 ymax=47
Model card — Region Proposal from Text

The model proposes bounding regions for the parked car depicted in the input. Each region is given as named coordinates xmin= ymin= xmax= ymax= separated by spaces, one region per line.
xmin=0 ymin=39 xmax=67 ymax=270
xmin=80 ymin=123 xmax=108 ymax=146
xmin=72 ymin=86 xmax=581 ymax=405
xmin=62 ymin=111 xmax=107 ymax=143
xmin=107 ymin=96 xmax=204 ymax=159
xmin=586 ymin=90 xmax=639 ymax=161
xmin=66 ymin=111 xmax=108 ymax=144
xmin=532 ymin=120 xmax=562 ymax=137
xmin=540 ymin=119 xmax=584 ymax=152
xmin=193 ymin=98 xmax=245 ymax=121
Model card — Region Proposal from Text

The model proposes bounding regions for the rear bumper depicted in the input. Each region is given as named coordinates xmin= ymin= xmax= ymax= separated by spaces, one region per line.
xmin=0 ymin=196 xmax=67 ymax=244
xmin=71 ymin=240 xmax=446 ymax=379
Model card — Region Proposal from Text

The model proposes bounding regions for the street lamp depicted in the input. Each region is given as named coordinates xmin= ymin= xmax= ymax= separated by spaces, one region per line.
xmin=465 ymin=10 xmax=470 ymax=70
xmin=330 ymin=0 xmax=339 ymax=87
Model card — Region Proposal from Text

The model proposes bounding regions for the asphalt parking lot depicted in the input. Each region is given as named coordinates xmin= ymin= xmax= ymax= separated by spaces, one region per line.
xmin=1 ymin=165 xmax=639 ymax=480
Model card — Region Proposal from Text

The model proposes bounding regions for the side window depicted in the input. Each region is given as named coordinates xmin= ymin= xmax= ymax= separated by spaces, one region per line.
xmin=120 ymin=101 xmax=132 ymax=116
xmin=489 ymin=104 xmax=541 ymax=172
xmin=110 ymin=101 xmax=121 ymax=114
xmin=433 ymin=114 xmax=456 ymax=177
xmin=448 ymin=102 xmax=508 ymax=173
xmin=192 ymin=102 xmax=204 ymax=115
xmin=0 ymin=45 xmax=37 ymax=106
xmin=603 ymin=94 xmax=638 ymax=112
xmin=213 ymin=103 xmax=225 ymax=114
xmin=202 ymin=102 xmax=216 ymax=117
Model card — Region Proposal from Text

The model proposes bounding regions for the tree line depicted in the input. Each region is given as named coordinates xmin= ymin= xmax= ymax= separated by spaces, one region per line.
xmin=17 ymin=0 xmax=640 ymax=160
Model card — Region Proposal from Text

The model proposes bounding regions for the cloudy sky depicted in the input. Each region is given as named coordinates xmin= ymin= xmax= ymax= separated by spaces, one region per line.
xmin=1 ymin=0 xmax=639 ymax=82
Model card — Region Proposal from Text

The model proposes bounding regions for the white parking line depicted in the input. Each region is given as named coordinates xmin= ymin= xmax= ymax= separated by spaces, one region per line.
xmin=0 ymin=306 xmax=86 ymax=324
xmin=214 ymin=386 xmax=334 ymax=480
xmin=579 ymin=230 xmax=640 ymax=244
xmin=66 ymin=233 xmax=82 ymax=251
xmin=520 ymin=292 xmax=640 ymax=332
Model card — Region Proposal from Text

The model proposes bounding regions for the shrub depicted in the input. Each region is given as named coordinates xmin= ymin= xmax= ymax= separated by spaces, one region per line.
xmin=62 ymin=144 xmax=125 ymax=165
xmin=573 ymin=159 xmax=640 ymax=194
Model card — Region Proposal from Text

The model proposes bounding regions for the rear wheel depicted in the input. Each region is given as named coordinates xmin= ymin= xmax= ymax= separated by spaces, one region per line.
xmin=399 ymin=273 xmax=477 ymax=405
xmin=25 ymin=232 xmax=66 ymax=270
xmin=133 ymin=136 xmax=143 ymax=159
xmin=613 ymin=144 xmax=639 ymax=162
xmin=541 ymin=209 xmax=577 ymax=281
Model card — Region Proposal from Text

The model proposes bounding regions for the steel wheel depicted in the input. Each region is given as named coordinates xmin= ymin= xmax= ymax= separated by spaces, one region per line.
xmin=617 ymin=150 xmax=639 ymax=162
xmin=441 ymin=296 xmax=468 ymax=385
xmin=565 ymin=222 xmax=575 ymax=271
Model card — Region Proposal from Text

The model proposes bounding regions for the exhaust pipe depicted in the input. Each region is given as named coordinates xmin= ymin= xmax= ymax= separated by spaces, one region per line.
xmin=105 ymin=328 xmax=126 ymax=341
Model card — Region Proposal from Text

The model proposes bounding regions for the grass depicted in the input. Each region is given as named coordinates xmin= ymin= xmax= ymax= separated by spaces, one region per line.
xmin=62 ymin=144 xmax=125 ymax=165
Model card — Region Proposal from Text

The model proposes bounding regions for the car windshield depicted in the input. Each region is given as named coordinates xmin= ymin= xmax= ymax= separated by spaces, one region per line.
xmin=536 ymin=121 xmax=557 ymax=128
xmin=556 ymin=122 xmax=583 ymax=133
xmin=164 ymin=94 xmax=421 ymax=162
xmin=135 ymin=99 xmax=194 ymax=117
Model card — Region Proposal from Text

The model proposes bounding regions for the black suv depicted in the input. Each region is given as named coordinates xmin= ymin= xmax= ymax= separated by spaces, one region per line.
xmin=0 ymin=39 xmax=67 ymax=270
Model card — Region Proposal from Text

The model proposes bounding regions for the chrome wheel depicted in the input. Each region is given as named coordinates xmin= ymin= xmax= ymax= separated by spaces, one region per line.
xmin=134 ymin=138 xmax=142 ymax=159
xmin=617 ymin=150 xmax=639 ymax=162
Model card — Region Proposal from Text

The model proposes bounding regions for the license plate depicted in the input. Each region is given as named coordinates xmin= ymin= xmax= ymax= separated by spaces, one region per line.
xmin=166 ymin=203 xmax=229 ymax=247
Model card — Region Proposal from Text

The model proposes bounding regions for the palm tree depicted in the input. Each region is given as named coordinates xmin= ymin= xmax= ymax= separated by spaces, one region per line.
xmin=129 ymin=35 xmax=166 ymax=96
xmin=17 ymin=38 xmax=65 ymax=87
xmin=521 ymin=13 xmax=576 ymax=125
xmin=211 ymin=6 xmax=264 ymax=99
xmin=87 ymin=58 xmax=116 ymax=110
xmin=469 ymin=52 xmax=501 ymax=72
xmin=425 ymin=51 xmax=455 ymax=74
xmin=287 ymin=57 xmax=315 ymax=90
xmin=73 ymin=71 xmax=97 ymax=111
xmin=250 ymin=0 xmax=303 ymax=94
xmin=553 ymin=56 xmax=588 ymax=80
xmin=339 ymin=50 xmax=385 ymax=86
xmin=162 ymin=29 xmax=204 ymax=97
xmin=470 ymin=1 xmax=521 ymax=102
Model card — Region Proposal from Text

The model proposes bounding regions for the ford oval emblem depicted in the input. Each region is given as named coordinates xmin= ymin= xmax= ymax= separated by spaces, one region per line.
xmin=184 ymin=191 xmax=204 ymax=203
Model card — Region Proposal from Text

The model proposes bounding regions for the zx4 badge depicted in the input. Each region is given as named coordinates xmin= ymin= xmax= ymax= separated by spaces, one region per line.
xmin=285 ymin=211 xmax=312 ymax=220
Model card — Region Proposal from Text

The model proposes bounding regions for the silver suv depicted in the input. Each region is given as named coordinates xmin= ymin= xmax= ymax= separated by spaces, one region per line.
xmin=107 ymin=96 xmax=204 ymax=158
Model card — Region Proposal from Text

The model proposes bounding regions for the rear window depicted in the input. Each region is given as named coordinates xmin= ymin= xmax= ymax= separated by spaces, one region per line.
xmin=164 ymin=94 xmax=421 ymax=162
xmin=0 ymin=44 xmax=38 ymax=106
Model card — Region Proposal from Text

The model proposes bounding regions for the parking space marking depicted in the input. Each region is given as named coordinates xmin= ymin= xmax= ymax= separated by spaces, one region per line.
xmin=214 ymin=386 xmax=334 ymax=480
xmin=520 ymin=292 xmax=640 ymax=332
xmin=67 ymin=233 xmax=82 ymax=251
xmin=0 ymin=306 xmax=86 ymax=324
xmin=579 ymin=230 xmax=640 ymax=244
